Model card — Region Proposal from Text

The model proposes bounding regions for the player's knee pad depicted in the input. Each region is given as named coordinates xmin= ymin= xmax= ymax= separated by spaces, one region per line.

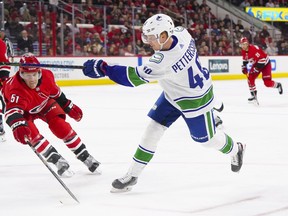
xmin=48 ymin=117 xmax=73 ymax=139
xmin=139 ymin=119 xmax=167 ymax=151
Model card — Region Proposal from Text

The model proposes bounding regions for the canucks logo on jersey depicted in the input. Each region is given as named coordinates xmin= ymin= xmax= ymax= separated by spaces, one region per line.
xmin=149 ymin=53 xmax=164 ymax=64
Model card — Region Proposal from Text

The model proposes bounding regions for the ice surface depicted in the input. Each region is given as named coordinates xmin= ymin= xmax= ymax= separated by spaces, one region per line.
xmin=1 ymin=79 xmax=288 ymax=216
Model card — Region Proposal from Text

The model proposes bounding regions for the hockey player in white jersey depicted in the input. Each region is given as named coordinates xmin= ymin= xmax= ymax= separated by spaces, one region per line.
xmin=82 ymin=14 xmax=245 ymax=193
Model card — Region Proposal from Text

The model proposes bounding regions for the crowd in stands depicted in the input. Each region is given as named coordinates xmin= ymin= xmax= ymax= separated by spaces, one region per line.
xmin=2 ymin=0 xmax=288 ymax=56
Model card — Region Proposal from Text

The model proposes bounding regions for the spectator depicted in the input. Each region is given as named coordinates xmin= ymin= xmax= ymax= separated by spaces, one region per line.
xmin=75 ymin=44 xmax=84 ymax=56
xmin=242 ymin=26 xmax=252 ymax=42
xmin=265 ymin=39 xmax=278 ymax=56
xmin=259 ymin=25 xmax=270 ymax=49
xmin=90 ymin=44 xmax=100 ymax=55
xmin=75 ymin=32 xmax=84 ymax=47
xmin=239 ymin=0 xmax=250 ymax=10
xmin=5 ymin=17 xmax=24 ymax=42
xmin=19 ymin=3 xmax=31 ymax=21
xmin=266 ymin=0 xmax=275 ymax=7
xmin=235 ymin=19 xmax=244 ymax=31
xmin=107 ymin=44 xmax=119 ymax=56
xmin=69 ymin=18 xmax=81 ymax=35
xmin=210 ymin=23 xmax=221 ymax=36
xmin=25 ymin=16 xmax=38 ymax=42
xmin=124 ymin=44 xmax=135 ymax=56
xmin=56 ymin=17 xmax=72 ymax=38
xmin=223 ymin=14 xmax=233 ymax=28
xmin=83 ymin=45 xmax=91 ymax=56
xmin=279 ymin=0 xmax=288 ymax=7
xmin=277 ymin=41 xmax=288 ymax=55
xmin=63 ymin=37 xmax=73 ymax=55
xmin=17 ymin=30 xmax=34 ymax=55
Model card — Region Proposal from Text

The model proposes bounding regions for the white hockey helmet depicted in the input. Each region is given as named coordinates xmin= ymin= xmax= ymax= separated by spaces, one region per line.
xmin=141 ymin=13 xmax=175 ymax=44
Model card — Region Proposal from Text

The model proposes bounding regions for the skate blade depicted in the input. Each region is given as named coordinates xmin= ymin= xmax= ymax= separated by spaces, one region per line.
xmin=90 ymin=169 xmax=102 ymax=175
xmin=110 ymin=186 xmax=133 ymax=193
xmin=248 ymin=99 xmax=259 ymax=106
xmin=60 ymin=169 xmax=75 ymax=178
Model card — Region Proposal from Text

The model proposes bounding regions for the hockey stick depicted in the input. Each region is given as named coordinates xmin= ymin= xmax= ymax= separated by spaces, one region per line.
xmin=0 ymin=62 xmax=84 ymax=69
xmin=213 ymin=102 xmax=224 ymax=112
xmin=26 ymin=139 xmax=80 ymax=203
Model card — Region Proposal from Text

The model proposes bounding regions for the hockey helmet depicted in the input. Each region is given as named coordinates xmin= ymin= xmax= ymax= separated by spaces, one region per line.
xmin=240 ymin=37 xmax=249 ymax=44
xmin=141 ymin=14 xmax=175 ymax=44
xmin=19 ymin=52 xmax=40 ymax=73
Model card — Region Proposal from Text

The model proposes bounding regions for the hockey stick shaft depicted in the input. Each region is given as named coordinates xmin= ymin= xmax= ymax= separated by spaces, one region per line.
xmin=27 ymin=140 xmax=80 ymax=203
xmin=0 ymin=62 xmax=84 ymax=69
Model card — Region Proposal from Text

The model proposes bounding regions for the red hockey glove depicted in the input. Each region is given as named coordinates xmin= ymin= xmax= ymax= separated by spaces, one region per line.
xmin=241 ymin=65 xmax=247 ymax=74
xmin=11 ymin=121 xmax=31 ymax=144
xmin=63 ymin=100 xmax=83 ymax=122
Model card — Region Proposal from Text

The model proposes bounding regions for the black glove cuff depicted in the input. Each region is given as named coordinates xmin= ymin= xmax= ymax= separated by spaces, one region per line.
xmin=11 ymin=120 xmax=27 ymax=130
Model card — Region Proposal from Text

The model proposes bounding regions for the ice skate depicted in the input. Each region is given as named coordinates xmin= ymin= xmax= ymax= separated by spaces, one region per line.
xmin=78 ymin=150 xmax=101 ymax=174
xmin=248 ymin=90 xmax=259 ymax=105
xmin=111 ymin=173 xmax=138 ymax=193
xmin=277 ymin=83 xmax=283 ymax=95
xmin=0 ymin=118 xmax=6 ymax=142
xmin=55 ymin=157 xmax=74 ymax=177
xmin=0 ymin=131 xmax=6 ymax=142
xmin=231 ymin=142 xmax=246 ymax=172
xmin=248 ymin=96 xmax=259 ymax=105
xmin=47 ymin=153 xmax=74 ymax=177
xmin=248 ymin=95 xmax=258 ymax=102
xmin=83 ymin=154 xmax=101 ymax=174
xmin=248 ymin=91 xmax=259 ymax=105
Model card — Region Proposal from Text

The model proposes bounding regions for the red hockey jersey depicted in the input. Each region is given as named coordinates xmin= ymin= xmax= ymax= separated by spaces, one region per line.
xmin=241 ymin=44 xmax=269 ymax=68
xmin=2 ymin=69 xmax=62 ymax=116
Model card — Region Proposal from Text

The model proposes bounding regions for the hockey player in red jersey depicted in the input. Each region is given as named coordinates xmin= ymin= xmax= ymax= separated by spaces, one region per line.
xmin=240 ymin=37 xmax=282 ymax=104
xmin=1 ymin=53 xmax=101 ymax=177
xmin=0 ymin=37 xmax=11 ymax=141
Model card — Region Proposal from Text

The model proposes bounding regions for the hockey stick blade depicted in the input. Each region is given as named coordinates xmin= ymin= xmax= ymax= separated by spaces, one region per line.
xmin=26 ymin=139 xmax=80 ymax=203
xmin=213 ymin=102 xmax=224 ymax=112
xmin=0 ymin=62 xmax=84 ymax=69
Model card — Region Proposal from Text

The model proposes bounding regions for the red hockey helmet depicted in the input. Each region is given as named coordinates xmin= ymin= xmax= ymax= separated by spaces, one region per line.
xmin=240 ymin=37 xmax=249 ymax=44
xmin=19 ymin=52 xmax=40 ymax=73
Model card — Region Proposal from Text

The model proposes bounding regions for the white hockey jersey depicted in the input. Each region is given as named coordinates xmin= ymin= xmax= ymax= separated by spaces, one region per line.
xmin=136 ymin=27 xmax=214 ymax=117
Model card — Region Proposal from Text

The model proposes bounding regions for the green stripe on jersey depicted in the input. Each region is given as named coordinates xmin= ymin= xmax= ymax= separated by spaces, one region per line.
xmin=176 ymin=86 xmax=213 ymax=111
xmin=134 ymin=146 xmax=154 ymax=163
xmin=220 ymin=134 xmax=233 ymax=154
xmin=127 ymin=67 xmax=146 ymax=86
